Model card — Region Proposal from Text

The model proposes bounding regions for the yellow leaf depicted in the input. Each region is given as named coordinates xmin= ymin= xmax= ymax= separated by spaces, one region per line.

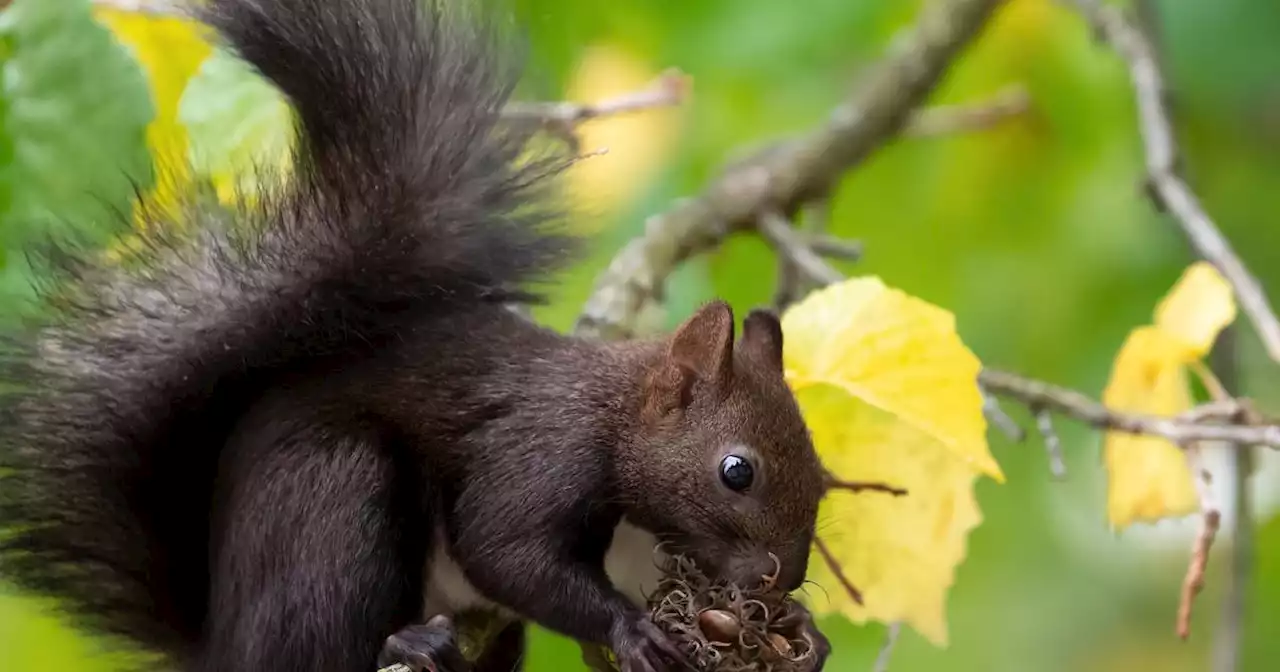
xmin=801 ymin=387 xmax=983 ymax=647
xmin=1153 ymin=261 xmax=1237 ymax=356
xmin=96 ymin=8 xmax=213 ymax=215
xmin=1101 ymin=263 xmax=1237 ymax=528
xmin=781 ymin=277 xmax=1002 ymax=481
xmin=780 ymin=276 xmax=1001 ymax=646
xmin=1102 ymin=327 xmax=1199 ymax=527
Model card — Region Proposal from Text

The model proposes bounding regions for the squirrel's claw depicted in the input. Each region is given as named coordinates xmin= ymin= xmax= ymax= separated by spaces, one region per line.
xmin=792 ymin=603 xmax=831 ymax=670
xmin=378 ymin=615 xmax=472 ymax=672
xmin=610 ymin=616 xmax=695 ymax=672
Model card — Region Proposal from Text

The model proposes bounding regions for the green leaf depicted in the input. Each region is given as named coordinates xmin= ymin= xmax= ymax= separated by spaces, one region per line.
xmin=179 ymin=47 xmax=295 ymax=200
xmin=0 ymin=0 xmax=152 ymax=311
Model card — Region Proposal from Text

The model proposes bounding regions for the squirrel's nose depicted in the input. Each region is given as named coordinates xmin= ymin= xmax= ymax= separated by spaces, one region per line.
xmin=726 ymin=551 xmax=795 ymax=591
xmin=777 ymin=561 xmax=806 ymax=592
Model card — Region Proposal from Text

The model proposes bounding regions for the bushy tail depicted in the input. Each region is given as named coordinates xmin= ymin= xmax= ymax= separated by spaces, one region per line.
xmin=0 ymin=0 xmax=572 ymax=659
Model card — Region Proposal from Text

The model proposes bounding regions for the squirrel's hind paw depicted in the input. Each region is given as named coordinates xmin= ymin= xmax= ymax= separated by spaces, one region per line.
xmin=378 ymin=615 xmax=472 ymax=672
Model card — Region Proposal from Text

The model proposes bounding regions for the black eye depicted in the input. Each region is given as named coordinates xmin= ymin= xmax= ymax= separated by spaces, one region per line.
xmin=719 ymin=455 xmax=755 ymax=492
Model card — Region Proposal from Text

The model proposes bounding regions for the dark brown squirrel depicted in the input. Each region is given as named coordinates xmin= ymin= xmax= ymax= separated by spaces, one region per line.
xmin=0 ymin=0 xmax=830 ymax=671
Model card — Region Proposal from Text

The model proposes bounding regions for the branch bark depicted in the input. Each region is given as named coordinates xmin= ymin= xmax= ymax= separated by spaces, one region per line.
xmin=1069 ymin=0 xmax=1280 ymax=363
xmin=979 ymin=369 xmax=1280 ymax=448
xmin=575 ymin=0 xmax=1009 ymax=340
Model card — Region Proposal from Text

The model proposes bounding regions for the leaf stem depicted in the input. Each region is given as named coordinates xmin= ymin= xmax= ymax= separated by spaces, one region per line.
xmin=813 ymin=536 xmax=865 ymax=606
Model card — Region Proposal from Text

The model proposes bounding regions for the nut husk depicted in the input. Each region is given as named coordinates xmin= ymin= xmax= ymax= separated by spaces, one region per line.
xmin=644 ymin=554 xmax=821 ymax=672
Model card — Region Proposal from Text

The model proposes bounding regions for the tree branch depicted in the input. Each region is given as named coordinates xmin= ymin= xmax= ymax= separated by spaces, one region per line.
xmin=773 ymin=201 xmax=833 ymax=310
xmin=575 ymin=0 xmax=1009 ymax=340
xmin=979 ymin=369 xmax=1280 ymax=448
xmin=758 ymin=211 xmax=846 ymax=287
xmin=1069 ymin=0 xmax=1280 ymax=363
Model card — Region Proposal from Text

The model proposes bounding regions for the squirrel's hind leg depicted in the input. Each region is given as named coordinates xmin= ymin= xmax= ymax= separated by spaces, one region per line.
xmin=200 ymin=409 xmax=436 ymax=672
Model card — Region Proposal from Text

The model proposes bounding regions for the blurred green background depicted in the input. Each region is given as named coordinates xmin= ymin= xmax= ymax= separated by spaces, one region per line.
xmin=3 ymin=0 xmax=1280 ymax=670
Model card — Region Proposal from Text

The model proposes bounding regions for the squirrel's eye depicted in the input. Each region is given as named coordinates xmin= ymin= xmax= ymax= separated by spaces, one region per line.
xmin=719 ymin=454 xmax=754 ymax=492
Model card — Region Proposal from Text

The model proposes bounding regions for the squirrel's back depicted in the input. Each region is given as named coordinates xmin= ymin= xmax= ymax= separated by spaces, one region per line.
xmin=0 ymin=0 xmax=573 ymax=657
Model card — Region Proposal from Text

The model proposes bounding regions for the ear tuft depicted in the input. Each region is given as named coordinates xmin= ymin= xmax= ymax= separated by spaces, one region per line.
xmin=740 ymin=308 xmax=783 ymax=372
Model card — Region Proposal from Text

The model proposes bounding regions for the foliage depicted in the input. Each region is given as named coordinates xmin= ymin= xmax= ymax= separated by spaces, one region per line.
xmin=178 ymin=47 xmax=294 ymax=203
xmin=92 ymin=7 xmax=210 ymax=215
xmin=1 ymin=0 xmax=1279 ymax=671
xmin=1103 ymin=262 xmax=1238 ymax=528
xmin=781 ymin=277 xmax=1002 ymax=645
xmin=0 ymin=0 xmax=150 ymax=315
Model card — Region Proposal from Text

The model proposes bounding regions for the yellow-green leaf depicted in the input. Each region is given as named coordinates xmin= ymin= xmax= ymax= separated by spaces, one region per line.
xmin=782 ymin=276 xmax=1002 ymax=481
xmin=801 ymin=386 xmax=983 ymax=647
xmin=780 ymin=276 xmax=1001 ymax=646
xmin=179 ymin=48 xmax=296 ymax=205
xmin=95 ymin=8 xmax=213 ymax=215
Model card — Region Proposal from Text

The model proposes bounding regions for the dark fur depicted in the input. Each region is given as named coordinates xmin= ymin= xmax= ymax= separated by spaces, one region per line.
xmin=0 ymin=0 xmax=828 ymax=670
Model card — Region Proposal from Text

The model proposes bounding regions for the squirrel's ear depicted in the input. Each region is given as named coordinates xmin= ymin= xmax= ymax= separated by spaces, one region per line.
xmin=739 ymin=308 xmax=783 ymax=372
xmin=644 ymin=301 xmax=735 ymax=418
xmin=668 ymin=300 xmax=735 ymax=388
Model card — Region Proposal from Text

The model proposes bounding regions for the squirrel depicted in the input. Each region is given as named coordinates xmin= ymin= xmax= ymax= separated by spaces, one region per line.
xmin=0 ymin=0 xmax=831 ymax=671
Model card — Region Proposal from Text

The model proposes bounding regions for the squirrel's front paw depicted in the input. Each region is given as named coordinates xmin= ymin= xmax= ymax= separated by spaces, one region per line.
xmin=776 ymin=602 xmax=830 ymax=670
xmin=378 ymin=615 xmax=472 ymax=672
xmin=609 ymin=615 xmax=692 ymax=672
xmin=802 ymin=618 xmax=831 ymax=670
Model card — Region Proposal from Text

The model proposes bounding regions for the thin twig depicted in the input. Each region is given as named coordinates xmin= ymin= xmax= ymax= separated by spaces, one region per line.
xmin=92 ymin=0 xmax=690 ymax=148
xmin=982 ymin=390 xmax=1026 ymax=441
xmin=774 ymin=241 xmax=804 ymax=311
xmin=871 ymin=623 xmax=902 ymax=672
xmin=575 ymin=0 xmax=1009 ymax=340
xmin=826 ymin=477 xmax=909 ymax=497
xmin=1178 ymin=397 xmax=1248 ymax=425
xmin=1069 ymin=0 xmax=1280 ymax=363
xmin=1126 ymin=0 xmax=1252 ymax=650
xmin=808 ymin=235 xmax=865 ymax=260
xmin=1034 ymin=408 xmax=1067 ymax=479
xmin=904 ymin=85 xmax=1031 ymax=137
xmin=503 ymin=69 xmax=689 ymax=128
xmin=979 ymin=369 xmax=1280 ymax=448
xmin=1178 ymin=445 xmax=1221 ymax=640
xmin=774 ymin=202 xmax=832 ymax=310
xmin=758 ymin=211 xmax=846 ymax=287
xmin=813 ymin=536 xmax=865 ymax=606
